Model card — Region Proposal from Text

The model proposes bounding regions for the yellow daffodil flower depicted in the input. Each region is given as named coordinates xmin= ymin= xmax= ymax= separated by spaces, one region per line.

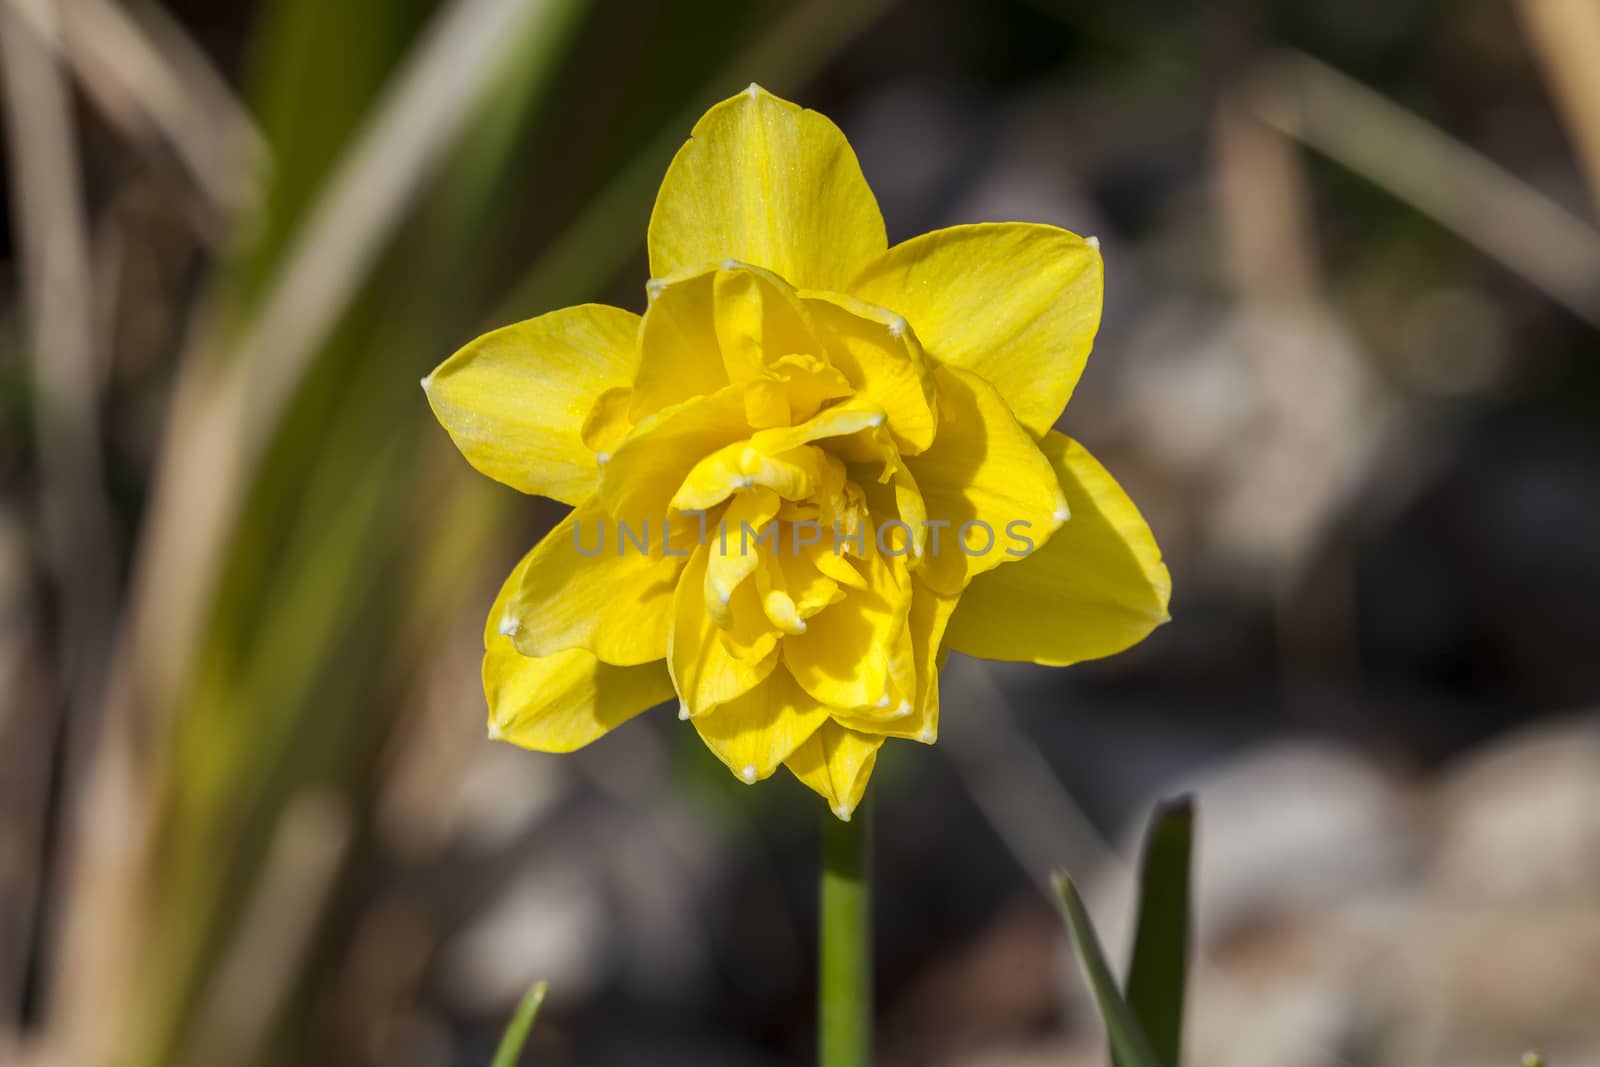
xmin=424 ymin=84 xmax=1170 ymax=819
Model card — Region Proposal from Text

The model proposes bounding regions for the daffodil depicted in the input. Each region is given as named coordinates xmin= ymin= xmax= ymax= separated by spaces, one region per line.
xmin=424 ymin=84 xmax=1170 ymax=820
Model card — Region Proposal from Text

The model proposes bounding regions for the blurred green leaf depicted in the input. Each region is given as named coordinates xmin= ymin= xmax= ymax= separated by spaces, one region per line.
xmin=1051 ymin=872 xmax=1161 ymax=1067
xmin=490 ymin=980 xmax=549 ymax=1067
xmin=1123 ymin=796 xmax=1193 ymax=1067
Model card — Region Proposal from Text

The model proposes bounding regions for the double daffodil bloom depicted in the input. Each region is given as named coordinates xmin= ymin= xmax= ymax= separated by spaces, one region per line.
xmin=425 ymin=85 xmax=1170 ymax=819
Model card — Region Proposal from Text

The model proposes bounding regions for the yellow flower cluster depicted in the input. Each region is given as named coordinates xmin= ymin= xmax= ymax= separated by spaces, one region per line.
xmin=425 ymin=85 xmax=1169 ymax=818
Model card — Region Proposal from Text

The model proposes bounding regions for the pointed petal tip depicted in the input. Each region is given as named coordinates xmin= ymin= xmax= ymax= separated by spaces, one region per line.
xmin=497 ymin=614 xmax=520 ymax=638
xmin=739 ymin=764 xmax=759 ymax=784
xmin=831 ymin=802 xmax=853 ymax=821
xmin=487 ymin=719 xmax=504 ymax=740
xmin=1085 ymin=234 xmax=1100 ymax=250
xmin=918 ymin=726 xmax=936 ymax=744
xmin=419 ymin=374 xmax=433 ymax=393
xmin=677 ymin=700 xmax=692 ymax=720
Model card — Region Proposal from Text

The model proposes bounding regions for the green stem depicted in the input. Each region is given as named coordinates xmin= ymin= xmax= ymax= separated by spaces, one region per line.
xmin=819 ymin=801 xmax=872 ymax=1067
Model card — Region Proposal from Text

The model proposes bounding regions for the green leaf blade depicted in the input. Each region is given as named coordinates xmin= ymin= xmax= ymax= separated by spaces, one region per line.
xmin=1051 ymin=873 xmax=1162 ymax=1067
xmin=490 ymin=980 xmax=548 ymax=1067
xmin=1124 ymin=796 xmax=1194 ymax=1067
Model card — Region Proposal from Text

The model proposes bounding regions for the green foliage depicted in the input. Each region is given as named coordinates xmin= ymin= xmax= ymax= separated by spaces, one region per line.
xmin=1123 ymin=797 xmax=1193 ymax=1067
xmin=1053 ymin=796 xmax=1195 ymax=1067
xmin=490 ymin=981 xmax=549 ymax=1067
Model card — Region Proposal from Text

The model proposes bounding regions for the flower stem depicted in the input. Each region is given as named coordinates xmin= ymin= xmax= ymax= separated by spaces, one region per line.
xmin=819 ymin=801 xmax=872 ymax=1067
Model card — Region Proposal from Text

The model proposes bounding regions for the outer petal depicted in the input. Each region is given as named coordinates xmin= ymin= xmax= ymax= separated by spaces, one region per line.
xmin=850 ymin=223 xmax=1102 ymax=436
xmin=691 ymin=667 xmax=831 ymax=783
xmin=485 ymin=549 xmax=672 ymax=751
xmin=905 ymin=364 xmax=1067 ymax=595
xmin=647 ymin=84 xmax=886 ymax=291
xmin=945 ymin=433 xmax=1170 ymax=666
xmin=783 ymin=721 xmax=884 ymax=820
xmin=505 ymin=497 xmax=686 ymax=665
xmin=425 ymin=304 xmax=641 ymax=504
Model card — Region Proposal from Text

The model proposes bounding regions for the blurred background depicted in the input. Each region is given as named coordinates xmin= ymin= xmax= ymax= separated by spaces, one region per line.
xmin=2 ymin=0 xmax=1600 ymax=1064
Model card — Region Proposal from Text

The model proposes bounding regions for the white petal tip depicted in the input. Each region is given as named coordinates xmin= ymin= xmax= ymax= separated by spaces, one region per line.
xmin=1085 ymin=235 xmax=1100 ymax=250
xmin=419 ymin=375 xmax=433 ymax=393
xmin=734 ymin=475 xmax=755 ymax=489
xmin=887 ymin=315 xmax=908 ymax=338
xmin=721 ymin=257 xmax=740 ymax=271
xmin=919 ymin=727 xmax=936 ymax=744
xmin=739 ymin=764 xmax=759 ymax=784
xmin=745 ymin=82 xmax=762 ymax=99
xmin=487 ymin=720 xmax=503 ymax=740
xmin=594 ymin=451 xmax=611 ymax=466
xmin=497 ymin=615 xmax=520 ymax=637
xmin=832 ymin=804 xmax=853 ymax=821
xmin=893 ymin=700 xmax=912 ymax=718
xmin=678 ymin=701 xmax=692 ymax=720
xmin=717 ymin=589 xmax=732 ymax=605
xmin=645 ymin=278 xmax=666 ymax=301
xmin=1053 ymin=505 xmax=1071 ymax=523
xmin=867 ymin=413 xmax=886 ymax=428
xmin=874 ymin=693 xmax=891 ymax=709
xmin=792 ymin=620 xmax=807 ymax=634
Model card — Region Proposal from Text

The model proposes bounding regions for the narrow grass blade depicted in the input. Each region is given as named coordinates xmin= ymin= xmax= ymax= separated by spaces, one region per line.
xmin=1123 ymin=796 xmax=1194 ymax=1067
xmin=490 ymin=980 xmax=548 ymax=1067
xmin=1051 ymin=873 xmax=1161 ymax=1067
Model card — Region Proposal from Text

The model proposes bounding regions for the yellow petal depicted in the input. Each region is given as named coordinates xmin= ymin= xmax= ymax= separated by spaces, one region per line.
xmin=668 ymin=395 xmax=882 ymax=513
xmin=580 ymin=385 xmax=634 ymax=457
xmin=831 ymin=578 xmax=956 ymax=743
xmin=784 ymin=720 xmax=884 ymax=820
xmin=600 ymin=384 xmax=753 ymax=524
xmin=691 ymin=667 xmax=831 ymax=783
xmin=744 ymin=353 xmax=853 ymax=429
xmin=801 ymin=534 xmax=866 ymax=593
xmin=504 ymin=497 xmax=687 ymax=665
xmin=945 ymin=433 xmax=1170 ymax=666
xmin=425 ymin=304 xmax=641 ymax=504
xmin=905 ymin=364 xmax=1067 ymax=595
xmin=779 ymin=539 xmax=845 ymax=617
xmin=749 ymin=392 xmax=887 ymax=454
xmin=801 ymin=291 xmax=937 ymax=453
xmin=671 ymin=543 xmax=781 ymax=714
xmin=485 ymin=549 xmax=673 ymax=751
xmin=705 ymin=489 xmax=781 ymax=625
xmin=632 ymin=266 xmax=729 ymax=421
xmin=850 ymin=223 xmax=1102 ymax=436
xmin=782 ymin=548 xmax=911 ymax=710
xmin=672 ymin=441 xmax=825 ymax=512
xmin=648 ymin=84 xmax=886 ymax=291
xmin=713 ymin=264 xmax=821 ymax=383
xmin=851 ymin=426 xmax=929 ymax=564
